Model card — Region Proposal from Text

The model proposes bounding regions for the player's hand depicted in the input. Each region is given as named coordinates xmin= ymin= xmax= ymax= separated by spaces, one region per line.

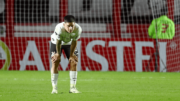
xmin=69 ymin=55 xmax=78 ymax=64
xmin=51 ymin=53 xmax=61 ymax=63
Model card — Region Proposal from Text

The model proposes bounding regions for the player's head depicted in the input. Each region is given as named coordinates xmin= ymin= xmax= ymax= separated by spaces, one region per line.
xmin=63 ymin=15 xmax=76 ymax=33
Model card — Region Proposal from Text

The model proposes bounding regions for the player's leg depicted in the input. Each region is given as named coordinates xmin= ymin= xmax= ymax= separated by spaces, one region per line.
xmin=69 ymin=50 xmax=80 ymax=93
xmin=50 ymin=42 xmax=60 ymax=94
xmin=69 ymin=49 xmax=78 ymax=88
xmin=64 ymin=46 xmax=80 ymax=93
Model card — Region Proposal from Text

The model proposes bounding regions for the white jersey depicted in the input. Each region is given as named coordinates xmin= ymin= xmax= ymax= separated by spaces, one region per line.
xmin=51 ymin=22 xmax=82 ymax=45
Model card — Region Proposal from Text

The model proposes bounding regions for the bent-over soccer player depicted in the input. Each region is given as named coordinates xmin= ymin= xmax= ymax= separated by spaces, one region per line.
xmin=50 ymin=15 xmax=82 ymax=94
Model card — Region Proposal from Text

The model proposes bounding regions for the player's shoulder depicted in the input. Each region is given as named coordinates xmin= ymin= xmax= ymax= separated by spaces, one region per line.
xmin=55 ymin=22 xmax=64 ymax=28
xmin=54 ymin=22 xmax=65 ymax=34
xmin=74 ymin=23 xmax=82 ymax=34
xmin=74 ymin=23 xmax=82 ymax=30
xmin=159 ymin=16 xmax=173 ymax=23
xmin=55 ymin=22 xmax=66 ymax=32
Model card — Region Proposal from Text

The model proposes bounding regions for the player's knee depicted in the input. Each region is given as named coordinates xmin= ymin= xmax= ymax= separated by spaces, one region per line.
xmin=70 ymin=61 xmax=77 ymax=71
xmin=52 ymin=60 xmax=60 ymax=67
xmin=70 ymin=61 xmax=78 ymax=66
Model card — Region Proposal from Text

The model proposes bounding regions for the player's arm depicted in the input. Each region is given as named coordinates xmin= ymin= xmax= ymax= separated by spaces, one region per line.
xmin=56 ymin=39 xmax=62 ymax=56
xmin=51 ymin=39 xmax=61 ymax=63
xmin=52 ymin=24 xmax=62 ymax=63
xmin=69 ymin=26 xmax=82 ymax=63
xmin=69 ymin=40 xmax=78 ymax=63
xmin=70 ymin=40 xmax=77 ymax=57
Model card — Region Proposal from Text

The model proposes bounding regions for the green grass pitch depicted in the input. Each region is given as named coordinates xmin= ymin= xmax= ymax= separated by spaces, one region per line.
xmin=0 ymin=71 xmax=179 ymax=101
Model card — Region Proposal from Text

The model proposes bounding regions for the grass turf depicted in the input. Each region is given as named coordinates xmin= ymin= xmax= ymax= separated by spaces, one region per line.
xmin=0 ymin=71 xmax=179 ymax=101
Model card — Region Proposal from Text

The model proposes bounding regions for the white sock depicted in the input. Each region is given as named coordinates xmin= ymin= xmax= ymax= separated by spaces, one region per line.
xmin=51 ymin=73 xmax=59 ymax=87
xmin=69 ymin=71 xmax=77 ymax=88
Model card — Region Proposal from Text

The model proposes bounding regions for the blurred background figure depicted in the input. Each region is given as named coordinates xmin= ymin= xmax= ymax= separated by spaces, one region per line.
xmin=121 ymin=0 xmax=135 ymax=23
xmin=122 ymin=0 xmax=135 ymax=17
xmin=121 ymin=0 xmax=167 ymax=23
xmin=82 ymin=0 xmax=93 ymax=12
xmin=48 ymin=0 xmax=59 ymax=22
xmin=68 ymin=0 xmax=112 ymax=23
xmin=148 ymin=0 xmax=167 ymax=18
xmin=0 ymin=0 xmax=5 ymax=23
xmin=0 ymin=0 xmax=5 ymax=14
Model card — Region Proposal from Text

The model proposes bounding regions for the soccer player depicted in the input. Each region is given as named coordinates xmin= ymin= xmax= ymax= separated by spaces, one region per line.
xmin=50 ymin=15 xmax=82 ymax=94
xmin=148 ymin=15 xmax=175 ymax=39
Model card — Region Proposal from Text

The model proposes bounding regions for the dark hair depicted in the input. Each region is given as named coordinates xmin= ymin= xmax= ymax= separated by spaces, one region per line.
xmin=64 ymin=15 xmax=76 ymax=22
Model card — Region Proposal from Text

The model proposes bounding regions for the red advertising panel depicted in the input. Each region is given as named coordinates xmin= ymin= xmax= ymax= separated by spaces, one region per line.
xmin=1 ymin=37 xmax=179 ymax=72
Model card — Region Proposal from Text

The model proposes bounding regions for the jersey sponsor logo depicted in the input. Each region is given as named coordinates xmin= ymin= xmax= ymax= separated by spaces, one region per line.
xmin=71 ymin=33 xmax=75 ymax=36
xmin=51 ymin=38 xmax=54 ymax=41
